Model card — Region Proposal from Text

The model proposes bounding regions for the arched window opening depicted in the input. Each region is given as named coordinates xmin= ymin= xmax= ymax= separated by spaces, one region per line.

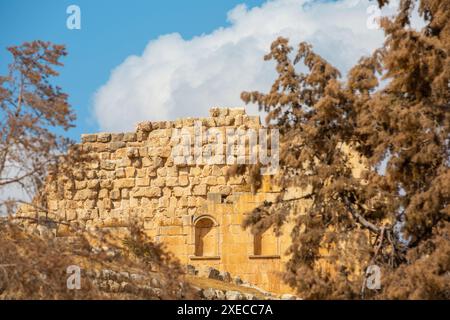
xmin=194 ymin=217 xmax=217 ymax=257
xmin=253 ymin=228 xmax=278 ymax=256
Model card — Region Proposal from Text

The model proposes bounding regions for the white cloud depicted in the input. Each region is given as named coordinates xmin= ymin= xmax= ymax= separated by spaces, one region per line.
xmin=93 ymin=0 xmax=397 ymax=132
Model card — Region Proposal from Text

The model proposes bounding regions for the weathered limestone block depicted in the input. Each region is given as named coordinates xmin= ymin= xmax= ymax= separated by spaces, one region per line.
xmin=219 ymin=108 xmax=229 ymax=117
xmin=137 ymin=121 xmax=152 ymax=132
xmin=158 ymin=137 xmax=170 ymax=147
xmin=178 ymin=196 xmax=188 ymax=208
xmin=158 ymin=195 xmax=169 ymax=208
xmin=201 ymin=166 xmax=211 ymax=176
xmin=168 ymin=197 xmax=177 ymax=209
xmin=100 ymin=179 xmax=113 ymax=189
xmin=86 ymin=170 xmax=97 ymax=179
xmin=182 ymin=117 xmax=195 ymax=127
xmin=117 ymin=157 xmax=131 ymax=168
xmin=211 ymin=166 xmax=223 ymax=176
xmin=47 ymin=200 xmax=58 ymax=211
xmin=204 ymin=176 xmax=217 ymax=186
xmin=189 ymin=176 xmax=201 ymax=186
xmin=209 ymin=108 xmax=220 ymax=117
xmin=156 ymin=167 xmax=167 ymax=177
xmin=66 ymin=209 xmax=77 ymax=221
xmin=143 ymin=170 xmax=154 ymax=179
xmin=87 ymin=180 xmax=100 ymax=189
xmin=202 ymin=117 xmax=216 ymax=127
xmin=109 ymin=141 xmax=126 ymax=151
xmin=100 ymin=160 xmax=116 ymax=171
xmin=103 ymin=198 xmax=112 ymax=210
xmin=99 ymin=170 xmax=116 ymax=180
xmin=91 ymin=143 xmax=108 ymax=152
xmin=142 ymin=157 xmax=153 ymax=167
xmin=209 ymin=185 xmax=232 ymax=195
xmin=111 ymin=133 xmax=124 ymax=142
xmin=166 ymin=177 xmax=178 ymax=187
xmin=178 ymin=175 xmax=189 ymax=186
xmin=84 ymin=200 xmax=96 ymax=210
xmin=217 ymin=116 xmax=235 ymax=126
xmin=193 ymin=184 xmax=207 ymax=196
xmin=162 ymin=187 xmax=172 ymax=197
xmin=244 ymin=115 xmax=261 ymax=127
xmin=75 ymin=181 xmax=87 ymax=190
xmin=81 ymin=134 xmax=97 ymax=143
xmin=173 ymin=187 xmax=191 ymax=197
xmin=110 ymin=189 xmax=121 ymax=200
xmin=125 ymin=167 xmax=136 ymax=178
xmin=235 ymin=114 xmax=243 ymax=126
xmin=123 ymin=132 xmax=137 ymax=142
xmin=173 ymin=207 xmax=187 ymax=217
xmin=97 ymin=133 xmax=112 ymax=143
xmin=132 ymin=187 xmax=161 ymax=198
xmin=127 ymin=147 xmax=140 ymax=159
xmin=228 ymin=108 xmax=245 ymax=117
xmin=150 ymin=156 xmax=164 ymax=169
xmin=228 ymin=175 xmax=244 ymax=185
xmin=73 ymin=169 xmax=84 ymax=180
xmin=64 ymin=180 xmax=74 ymax=191
xmin=98 ymin=189 xmax=109 ymax=199
xmin=90 ymin=161 xmax=100 ymax=170
xmin=186 ymin=197 xmax=196 ymax=207
xmin=136 ymin=177 xmax=150 ymax=187
xmin=174 ymin=119 xmax=183 ymax=129
xmin=151 ymin=176 xmax=165 ymax=188
xmin=147 ymin=145 xmax=160 ymax=156
xmin=74 ymin=189 xmax=96 ymax=201
xmin=136 ymin=130 xmax=149 ymax=142
xmin=190 ymin=167 xmax=202 ymax=176
xmin=217 ymin=176 xmax=226 ymax=185
xmin=115 ymin=168 xmax=126 ymax=179
xmin=131 ymin=158 xmax=142 ymax=168
xmin=114 ymin=178 xmax=135 ymax=189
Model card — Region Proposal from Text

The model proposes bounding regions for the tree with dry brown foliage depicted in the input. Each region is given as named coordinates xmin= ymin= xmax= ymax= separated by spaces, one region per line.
xmin=0 ymin=41 xmax=195 ymax=300
xmin=240 ymin=0 xmax=449 ymax=299
xmin=0 ymin=41 xmax=76 ymax=216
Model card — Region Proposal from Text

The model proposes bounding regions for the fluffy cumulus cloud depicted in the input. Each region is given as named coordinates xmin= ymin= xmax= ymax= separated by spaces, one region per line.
xmin=94 ymin=0 xmax=399 ymax=132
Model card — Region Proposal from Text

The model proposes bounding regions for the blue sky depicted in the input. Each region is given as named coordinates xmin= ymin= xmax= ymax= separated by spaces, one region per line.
xmin=1 ymin=0 xmax=392 ymax=140
xmin=0 ymin=0 xmax=266 ymax=140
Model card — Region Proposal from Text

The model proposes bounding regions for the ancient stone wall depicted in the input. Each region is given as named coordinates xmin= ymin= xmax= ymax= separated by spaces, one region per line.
xmin=18 ymin=107 xmax=301 ymax=294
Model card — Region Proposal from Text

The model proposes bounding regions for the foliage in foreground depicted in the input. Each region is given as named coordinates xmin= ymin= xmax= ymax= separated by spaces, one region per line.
xmin=0 ymin=219 xmax=195 ymax=299
xmin=0 ymin=41 xmax=76 ymax=215
xmin=240 ymin=0 xmax=449 ymax=299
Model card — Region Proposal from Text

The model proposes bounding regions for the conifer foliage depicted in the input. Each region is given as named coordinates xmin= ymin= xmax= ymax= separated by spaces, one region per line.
xmin=241 ymin=0 xmax=449 ymax=299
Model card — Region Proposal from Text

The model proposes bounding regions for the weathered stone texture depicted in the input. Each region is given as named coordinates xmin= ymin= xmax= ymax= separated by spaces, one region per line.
xmin=18 ymin=108 xmax=302 ymax=295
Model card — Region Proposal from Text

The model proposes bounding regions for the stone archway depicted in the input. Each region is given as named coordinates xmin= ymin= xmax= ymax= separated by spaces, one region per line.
xmin=194 ymin=217 xmax=217 ymax=257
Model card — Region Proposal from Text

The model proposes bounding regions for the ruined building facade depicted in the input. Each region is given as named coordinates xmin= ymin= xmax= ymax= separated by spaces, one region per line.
xmin=18 ymin=108 xmax=312 ymax=294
